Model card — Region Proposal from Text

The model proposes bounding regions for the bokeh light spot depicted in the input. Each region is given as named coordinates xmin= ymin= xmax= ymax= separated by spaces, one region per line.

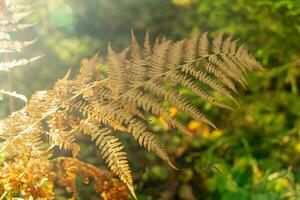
xmin=48 ymin=0 xmax=76 ymax=31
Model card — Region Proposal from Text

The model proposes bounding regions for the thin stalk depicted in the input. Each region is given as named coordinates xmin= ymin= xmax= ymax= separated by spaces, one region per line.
xmin=0 ymin=191 xmax=8 ymax=200
xmin=8 ymin=70 xmax=14 ymax=112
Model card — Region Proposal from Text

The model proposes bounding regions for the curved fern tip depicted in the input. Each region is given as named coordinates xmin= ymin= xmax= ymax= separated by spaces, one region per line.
xmin=62 ymin=69 xmax=71 ymax=80
xmin=128 ymin=185 xmax=137 ymax=200
xmin=171 ymin=164 xmax=180 ymax=171
xmin=130 ymin=28 xmax=135 ymax=36
xmin=107 ymin=41 xmax=114 ymax=53
xmin=168 ymin=160 xmax=179 ymax=170
xmin=94 ymin=51 xmax=100 ymax=57
xmin=207 ymin=121 xmax=217 ymax=130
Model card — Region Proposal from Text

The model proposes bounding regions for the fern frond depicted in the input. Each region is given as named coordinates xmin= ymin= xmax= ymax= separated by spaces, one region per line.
xmin=166 ymin=40 xmax=185 ymax=69
xmin=56 ymin=157 xmax=129 ymax=199
xmin=122 ymin=89 xmax=191 ymax=135
xmin=0 ymin=55 xmax=43 ymax=71
xmin=107 ymin=44 xmax=128 ymax=96
xmin=144 ymin=81 xmax=216 ymax=128
xmin=208 ymin=54 xmax=246 ymax=87
xmin=168 ymin=71 xmax=233 ymax=110
xmin=90 ymin=97 xmax=177 ymax=168
xmin=181 ymin=64 xmax=238 ymax=105
xmin=0 ymin=152 xmax=55 ymax=199
xmin=148 ymin=40 xmax=171 ymax=77
xmin=128 ymin=31 xmax=146 ymax=87
xmin=79 ymin=120 xmax=136 ymax=198
xmin=0 ymin=109 xmax=43 ymax=155
xmin=0 ymin=30 xmax=262 ymax=198
xmin=202 ymin=60 xmax=238 ymax=93
xmin=130 ymin=30 xmax=141 ymax=60
xmin=127 ymin=119 xmax=176 ymax=169
xmin=0 ymin=89 xmax=27 ymax=102
xmin=183 ymin=35 xmax=197 ymax=62
xmin=0 ymin=0 xmax=40 ymax=70
xmin=212 ymin=32 xmax=224 ymax=54
xmin=198 ymin=32 xmax=209 ymax=58
xmin=47 ymin=111 xmax=80 ymax=157
xmin=143 ymin=30 xmax=152 ymax=60
xmin=76 ymin=53 xmax=99 ymax=85
xmin=0 ymin=22 xmax=35 ymax=32
xmin=0 ymin=37 xmax=36 ymax=52
xmin=90 ymin=103 xmax=128 ymax=132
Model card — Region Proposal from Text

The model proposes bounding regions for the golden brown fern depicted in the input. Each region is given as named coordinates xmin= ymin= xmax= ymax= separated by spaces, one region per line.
xmin=76 ymin=31 xmax=261 ymax=197
xmin=56 ymin=157 xmax=129 ymax=199
xmin=0 ymin=151 xmax=55 ymax=199
xmin=0 ymin=30 xmax=262 ymax=199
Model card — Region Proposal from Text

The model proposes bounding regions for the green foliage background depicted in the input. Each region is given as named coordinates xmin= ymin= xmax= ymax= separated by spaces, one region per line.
xmin=1 ymin=0 xmax=300 ymax=199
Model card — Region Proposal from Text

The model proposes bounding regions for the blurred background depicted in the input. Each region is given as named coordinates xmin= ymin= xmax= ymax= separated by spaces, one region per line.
xmin=1 ymin=0 xmax=300 ymax=199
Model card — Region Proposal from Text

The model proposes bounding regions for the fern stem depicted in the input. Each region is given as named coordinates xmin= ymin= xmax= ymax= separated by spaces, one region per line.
xmin=8 ymin=70 xmax=14 ymax=112
xmin=0 ymin=191 xmax=8 ymax=200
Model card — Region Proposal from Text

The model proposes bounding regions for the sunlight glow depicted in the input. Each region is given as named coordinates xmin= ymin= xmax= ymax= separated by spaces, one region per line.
xmin=48 ymin=0 xmax=76 ymax=31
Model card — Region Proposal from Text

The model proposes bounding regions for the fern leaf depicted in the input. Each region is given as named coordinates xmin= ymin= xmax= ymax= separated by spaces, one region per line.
xmin=212 ymin=32 xmax=224 ymax=54
xmin=144 ymin=81 xmax=216 ymax=128
xmin=128 ymin=30 xmax=146 ymax=86
xmin=123 ymin=90 xmax=191 ymax=135
xmin=208 ymin=54 xmax=246 ymax=87
xmin=198 ymin=32 xmax=209 ymax=58
xmin=79 ymin=120 xmax=136 ymax=198
xmin=148 ymin=40 xmax=170 ymax=77
xmin=181 ymin=64 xmax=238 ymax=105
xmin=166 ymin=40 xmax=185 ymax=69
xmin=97 ymin=99 xmax=177 ymax=168
xmin=0 ymin=89 xmax=27 ymax=102
xmin=169 ymin=71 xmax=234 ymax=110
xmin=0 ymin=22 xmax=35 ymax=32
xmin=130 ymin=30 xmax=141 ymax=60
xmin=0 ymin=38 xmax=37 ymax=53
xmin=143 ymin=30 xmax=152 ymax=60
xmin=222 ymin=36 xmax=233 ymax=53
xmin=183 ymin=35 xmax=197 ymax=63
xmin=127 ymin=120 xmax=177 ymax=169
xmin=107 ymin=44 xmax=128 ymax=96
xmin=202 ymin=61 xmax=238 ymax=93
xmin=76 ymin=53 xmax=99 ymax=85
xmin=0 ymin=55 xmax=43 ymax=71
